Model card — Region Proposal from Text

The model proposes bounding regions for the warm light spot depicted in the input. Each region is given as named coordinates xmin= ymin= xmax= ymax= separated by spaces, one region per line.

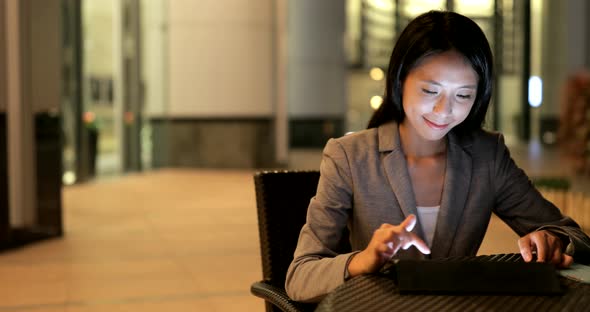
xmin=124 ymin=111 xmax=135 ymax=124
xmin=370 ymin=95 xmax=383 ymax=110
xmin=528 ymin=76 xmax=542 ymax=107
xmin=63 ymin=171 xmax=76 ymax=185
xmin=369 ymin=67 xmax=384 ymax=81
xmin=83 ymin=111 xmax=96 ymax=124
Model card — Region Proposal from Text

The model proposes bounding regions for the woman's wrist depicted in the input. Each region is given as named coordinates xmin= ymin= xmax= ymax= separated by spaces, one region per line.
xmin=347 ymin=251 xmax=369 ymax=277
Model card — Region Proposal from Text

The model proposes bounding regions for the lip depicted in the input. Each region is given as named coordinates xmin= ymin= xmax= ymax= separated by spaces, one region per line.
xmin=423 ymin=117 xmax=449 ymax=130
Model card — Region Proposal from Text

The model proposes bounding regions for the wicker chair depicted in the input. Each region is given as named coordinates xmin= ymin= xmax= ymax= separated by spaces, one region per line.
xmin=251 ymin=170 xmax=320 ymax=312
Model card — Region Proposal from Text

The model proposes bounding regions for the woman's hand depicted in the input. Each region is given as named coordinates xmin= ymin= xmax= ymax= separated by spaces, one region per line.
xmin=518 ymin=230 xmax=573 ymax=268
xmin=347 ymin=214 xmax=431 ymax=277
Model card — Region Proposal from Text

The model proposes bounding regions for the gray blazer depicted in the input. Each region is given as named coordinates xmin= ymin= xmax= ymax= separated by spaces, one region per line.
xmin=285 ymin=121 xmax=590 ymax=302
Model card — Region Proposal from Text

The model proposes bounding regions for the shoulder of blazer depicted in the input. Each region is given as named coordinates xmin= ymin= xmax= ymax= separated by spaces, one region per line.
xmin=332 ymin=127 xmax=380 ymax=150
xmin=454 ymin=128 xmax=503 ymax=162
xmin=463 ymin=129 xmax=506 ymax=160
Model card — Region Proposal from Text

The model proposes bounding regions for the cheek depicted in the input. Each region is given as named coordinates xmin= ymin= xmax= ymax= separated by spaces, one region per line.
xmin=454 ymin=103 xmax=475 ymax=122
xmin=403 ymin=94 xmax=429 ymax=114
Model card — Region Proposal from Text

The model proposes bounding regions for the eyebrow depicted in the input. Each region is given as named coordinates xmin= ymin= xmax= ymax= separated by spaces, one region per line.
xmin=421 ymin=79 xmax=477 ymax=89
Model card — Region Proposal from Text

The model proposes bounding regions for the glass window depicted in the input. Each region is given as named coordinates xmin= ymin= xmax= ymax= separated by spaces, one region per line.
xmin=400 ymin=0 xmax=445 ymax=18
xmin=454 ymin=0 xmax=494 ymax=17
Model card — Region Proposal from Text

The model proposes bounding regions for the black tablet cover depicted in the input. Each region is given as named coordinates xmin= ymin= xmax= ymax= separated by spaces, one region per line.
xmin=391 ymin=259 xmax=563 ymax=295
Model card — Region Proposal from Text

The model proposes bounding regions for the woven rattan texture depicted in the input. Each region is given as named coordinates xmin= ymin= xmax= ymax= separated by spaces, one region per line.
xmin=316 ymin=254 xmax=590 ymax=311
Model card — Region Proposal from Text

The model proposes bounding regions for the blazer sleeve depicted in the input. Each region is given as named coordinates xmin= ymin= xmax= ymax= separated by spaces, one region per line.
xmin=491 ymin=134 xmax=590 ymax=263
xmin=285 ymin=138 xmax=357 ymax=302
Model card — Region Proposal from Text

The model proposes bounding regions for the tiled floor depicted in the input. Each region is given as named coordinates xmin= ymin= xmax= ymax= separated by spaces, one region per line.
xmin=0 ymin=145 xmax=587 ymax=311
xmin=0 ymin=170 xmax=264 ymax=311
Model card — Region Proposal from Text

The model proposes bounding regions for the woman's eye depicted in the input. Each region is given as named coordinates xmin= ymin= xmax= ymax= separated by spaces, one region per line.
xmin=457 ymin=94 xmax=472 ymax=99
xmin=422 ymin=89 xmax=437 ymax=95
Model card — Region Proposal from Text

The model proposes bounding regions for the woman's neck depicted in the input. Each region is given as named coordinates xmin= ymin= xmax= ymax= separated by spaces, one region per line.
xmin=399 ymin=123 xmax=447 ymax=158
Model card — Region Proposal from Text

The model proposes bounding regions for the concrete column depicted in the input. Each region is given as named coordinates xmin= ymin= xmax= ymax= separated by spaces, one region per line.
xmin=166 ymin=0 xmax=274 ymax=118
xmin=0 ymin=0 xmax=5 ymax=113
xmin=565 ymin=0 xmax=588 ymax=72
xmin=2 ymin=0 xmax=62 ymax=239
xmin=148 ymin=0 xmax=279 ymax=168
xmin=274 ymin=0 xmax=289 ymax=165
xmin=541 ymin=0 xmax=589 ymax=114
xmin=536 ymin=0 xmax=588 ymax=138
xmin=0 ymin=0 xmax=8 ymax=240
xmin=5 ymin=0 xmax=36 ymax=227
xmin=287 ymin=0 xmax=347 ymax=147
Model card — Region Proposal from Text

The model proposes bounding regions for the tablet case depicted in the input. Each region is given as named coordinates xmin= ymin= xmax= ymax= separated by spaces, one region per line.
xmin=391 ymin=259 xmax=563 ymax=295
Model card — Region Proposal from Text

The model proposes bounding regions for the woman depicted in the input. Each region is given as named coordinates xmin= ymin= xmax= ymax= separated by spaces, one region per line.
xmin=285 ymin=10 xmax=590 ymax=302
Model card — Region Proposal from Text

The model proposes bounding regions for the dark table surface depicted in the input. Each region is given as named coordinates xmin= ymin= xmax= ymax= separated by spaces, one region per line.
xmin=315 ymin=254 xmax=590 ymax=312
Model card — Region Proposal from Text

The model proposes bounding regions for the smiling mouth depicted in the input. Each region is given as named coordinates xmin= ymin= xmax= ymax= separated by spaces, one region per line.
xmin=423 ymin=118 xmax=449 ymax=130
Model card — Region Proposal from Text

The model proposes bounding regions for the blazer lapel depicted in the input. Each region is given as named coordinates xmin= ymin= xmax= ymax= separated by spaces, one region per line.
xmin=378 ymin=122 xmax=425 ymax=240
xmin=430 ymin=132 xmax=472 ymax=258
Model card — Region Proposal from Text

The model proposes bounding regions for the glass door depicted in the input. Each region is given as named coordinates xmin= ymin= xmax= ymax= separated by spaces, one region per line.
xmin=61 ymin=0 xmax=145 ymax=183
xmin=61 ymin=0 xmax=85 ymax=184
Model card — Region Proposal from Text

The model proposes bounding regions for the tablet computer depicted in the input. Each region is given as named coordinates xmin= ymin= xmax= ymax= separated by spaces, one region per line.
xmin=391 ymin=259 xmax=563 ymax=295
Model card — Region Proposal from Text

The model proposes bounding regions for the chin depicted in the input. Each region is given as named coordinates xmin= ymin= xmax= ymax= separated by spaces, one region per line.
xmin=418 ymin=128 xmax=449 ymax=141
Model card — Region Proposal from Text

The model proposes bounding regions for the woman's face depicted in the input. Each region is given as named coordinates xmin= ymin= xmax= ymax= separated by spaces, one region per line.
xmin=401 ymin=50 xmax=478 ymax=142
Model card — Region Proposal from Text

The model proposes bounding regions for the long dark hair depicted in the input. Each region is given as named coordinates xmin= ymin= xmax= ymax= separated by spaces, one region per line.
xmin=367 ymin=10 xmax=493 ymax=134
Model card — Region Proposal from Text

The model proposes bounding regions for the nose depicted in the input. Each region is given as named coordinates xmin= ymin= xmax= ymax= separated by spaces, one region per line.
xmin=433 ymin=96 xmax=452 ymax=116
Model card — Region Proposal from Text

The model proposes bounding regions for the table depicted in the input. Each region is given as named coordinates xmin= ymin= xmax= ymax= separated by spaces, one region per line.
xmin=315 ymin=254 xmax=590 ymax=311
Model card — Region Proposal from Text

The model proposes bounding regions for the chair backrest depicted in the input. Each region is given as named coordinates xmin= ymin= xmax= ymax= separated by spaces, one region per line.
xmin=254 ymin=170 xmax=320 ymax=288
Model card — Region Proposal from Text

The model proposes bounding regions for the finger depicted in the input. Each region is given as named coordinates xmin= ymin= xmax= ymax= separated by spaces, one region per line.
xmin=385 ymin=241 xmax=398 ymax=255
xmin=375 ymin=241 xmax=392 ymax=255
xmin=402 ymin=233 xmax=431 ymax=254
xmin=531 ymin=233 xmax=549 ymax=262
xmin=380 ymin=242 xmax=395 ymax=259
xmin=560 ymin=254 xmax=574 ymax=268
xmin=551 ymin=248 xmax=562 ymax=266
xmin=379 ymin=223 xmax=394 ymax=230
xmin=399 ymin=214 xmax=417 ymax=232
xmin=382 ymin=234 xmax=403 ymax=255
xmin=544 ymin=232 xmax=562 ymax=265
xmin=386 ymin=241 xmax=394 ymax=251
xmin=518 ymin=236 xmax=533 ymax=262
